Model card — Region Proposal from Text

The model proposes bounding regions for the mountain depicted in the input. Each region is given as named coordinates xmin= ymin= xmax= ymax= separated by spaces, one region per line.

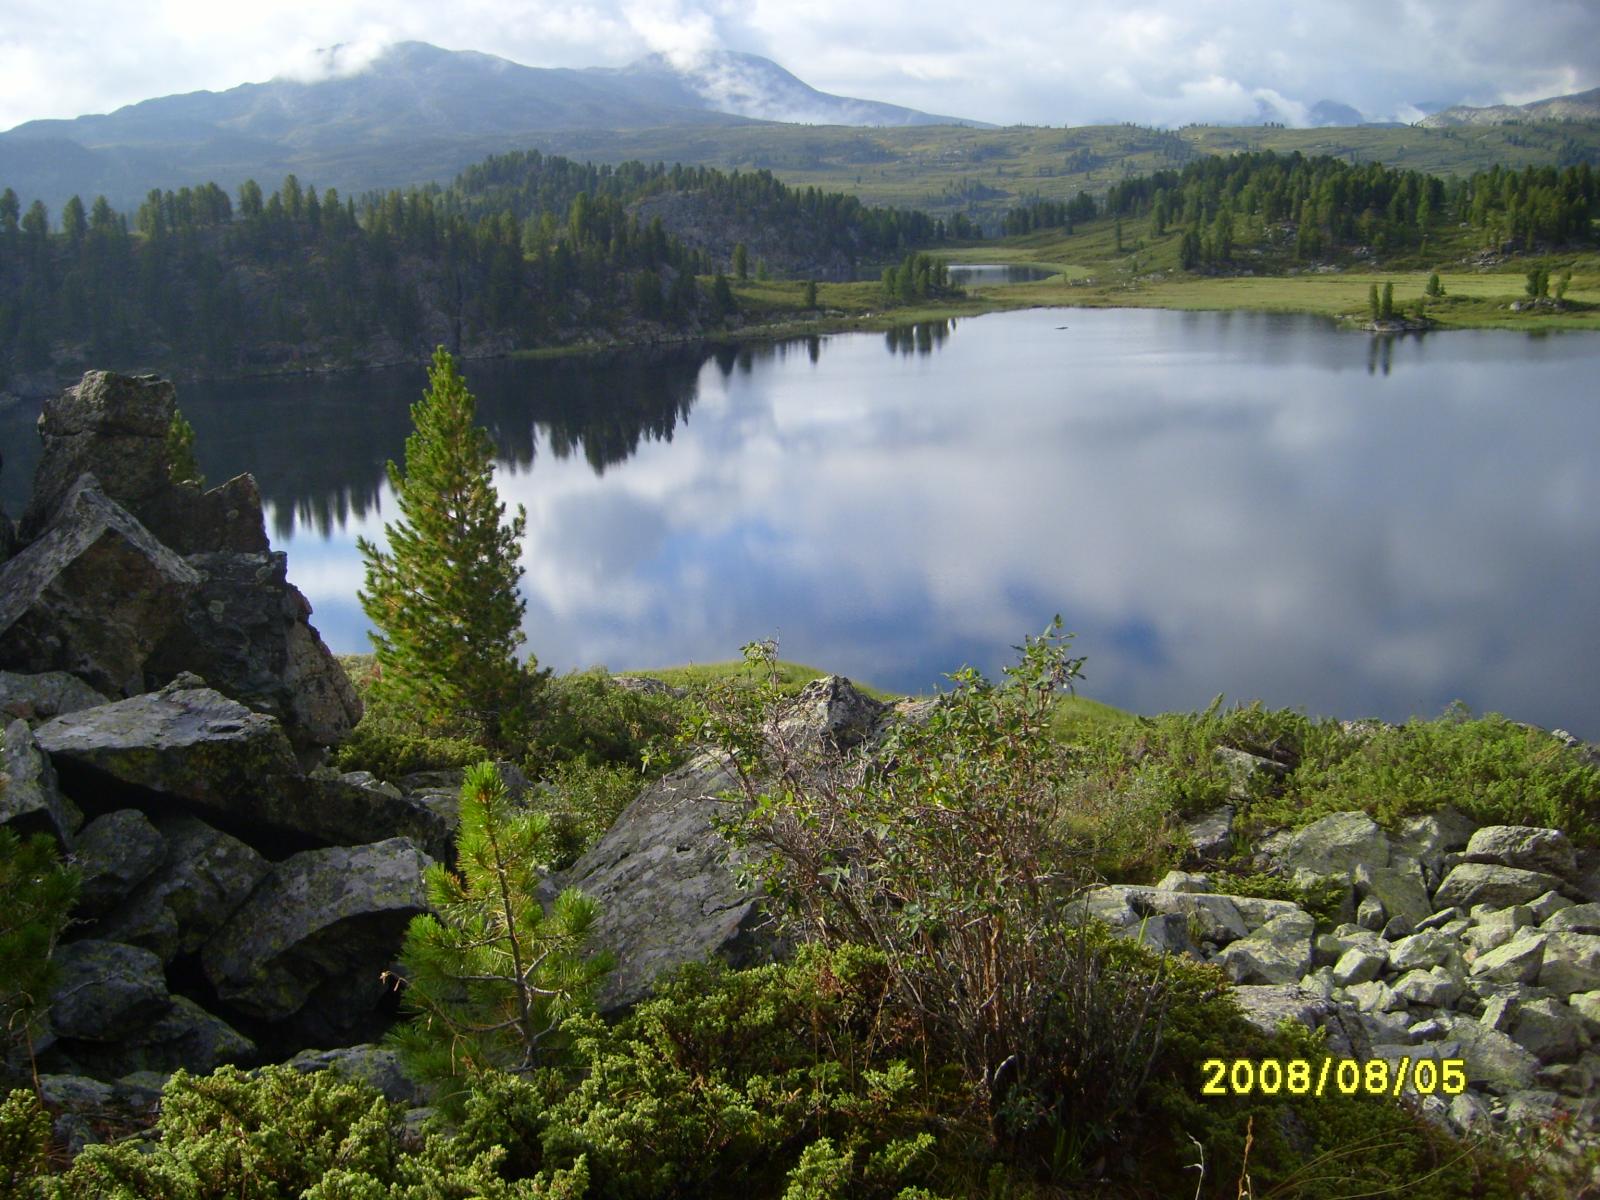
xmin=607 ymin=52 xmax=981 ymax=128
xmin=1420 ymin=86 xmax=1600 ymax=127
xmin=1308 ymin=100 xmax=1365 ymax=127
xmin=0 ymin=42 xmax=982 ymax=213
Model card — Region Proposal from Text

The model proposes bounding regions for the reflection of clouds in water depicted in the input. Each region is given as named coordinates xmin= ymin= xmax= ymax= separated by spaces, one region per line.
xmin=273 ymin=308 xmax=1600 ymax=735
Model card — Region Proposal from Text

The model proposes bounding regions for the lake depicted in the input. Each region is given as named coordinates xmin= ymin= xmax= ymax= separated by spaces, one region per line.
xmin=946 ymin=264 xmax=1058 ymax=284
xmin=4 ymin=307 xmax=1598 ymax=737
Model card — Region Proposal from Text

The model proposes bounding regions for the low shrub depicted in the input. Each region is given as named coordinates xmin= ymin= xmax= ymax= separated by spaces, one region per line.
xmin=0 ymin=830 xmax=78 ymax=1085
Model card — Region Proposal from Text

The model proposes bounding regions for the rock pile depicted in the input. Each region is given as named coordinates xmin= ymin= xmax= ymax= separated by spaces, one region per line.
xmin=0 ymin=371 xmax=462 ymax=1131
xmin=1088 ymin=806 xmax=1600 ymax=1151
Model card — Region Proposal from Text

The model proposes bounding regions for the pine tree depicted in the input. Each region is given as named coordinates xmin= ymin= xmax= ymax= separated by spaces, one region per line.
xmin=358 ymin=347 xmax=530 ymax=748
xmin=387 ymin=761 xmax=612 ymax=1113
xmin=166 ymin=408 xmax=204 ymax=487
xmin=1380 ymin=282 xmax=1395 ymax=319
xmin=1368 ymin=283 xmax=1381 ymax=321
xmin=804 ymin=279 xmax=818 ymax=309
xmin=733 ymin=242 xmax=749 ymax=281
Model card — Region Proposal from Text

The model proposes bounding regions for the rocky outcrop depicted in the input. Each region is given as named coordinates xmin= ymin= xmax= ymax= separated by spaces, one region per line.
xmin=147 ymin=551 xmax=360 ymax=750
xmin=2 ymin=370 xmax=357 ymax=747
xmin=0 ymin=670 xmax=108 ymax=724
xmin=1093 ymin=809 xmax=1600 ymax=1159
xmin=0 ymin=475 xmax=201 ymax=696
xmin=553 ymin=753 xmax=770 ymax=1015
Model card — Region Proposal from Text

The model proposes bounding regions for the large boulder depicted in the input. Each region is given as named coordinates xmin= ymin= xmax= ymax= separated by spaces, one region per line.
xmin=0 ymin=717 xmax=78 ymax=844
xmin=47 ymin=940 xmax=171 ymax=1042
xmin=72 ymin=809 xmax=167 ymax=918
xmin=1464 ymin=826 xmax=1579 ymax=881
xmin=46 ymin=996 xmax=255 ymax=1078
xmin=201 ymin=837 xmax=431 ymax=1024
xmin=1269 ymin=811 xmax=1390 ymax=878
xmin=95 ymin=814 xmax=270 ymax=963
xmin=34 ymin=675 xmax=300 ymax=826
xmin=0 ymin=475 xmax=200 ymax=696
xmin=147 ymin=551 xmax=360 ymax=749
xmin=552 ymin=753 xmax=775 ymax=1015
xmin=18 ymin=372 xmax=178 ymax=542
xmin=1434 ymin=862 xmax=1572 ymax=911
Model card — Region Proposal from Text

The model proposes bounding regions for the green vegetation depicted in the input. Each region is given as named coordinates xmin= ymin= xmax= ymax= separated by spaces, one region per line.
xmin=388 ymin=762 xmax=613 ymax=1117
xmin=0 ymin=830 xmax=78 ymax=1085
xmin=358 ymin=348 xmax=534 ymax=751
xmin=163 ymin=408 xmax=203 ymax=487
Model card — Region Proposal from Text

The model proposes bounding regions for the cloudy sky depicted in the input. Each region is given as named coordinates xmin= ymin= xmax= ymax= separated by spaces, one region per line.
xmin=1 ymin=0 xmax=1597 ymax=132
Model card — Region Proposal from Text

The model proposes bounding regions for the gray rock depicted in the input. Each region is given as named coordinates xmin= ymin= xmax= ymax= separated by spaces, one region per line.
xmin=287 ymin=1045 xmax=421 ymax=1105
xmin=146 ymin=551 xmax=360 ymax=749
xmin=1447 ymin=1090 xmax=1494 ymax=1134
xmin=0 ymin=670 xmax=108 ymax=724
xmin=0 ymin=475 xmax=200 ymax=696
xmin=1357 ymin=1008 xmax=1413 ymax=1045
xmin=1355 ymin=895 xmax=1387 ymax=931
xmin=1415 ymin=907 xmax=1466 ymax=933
xmin=1274 ymin=811 xmax=1389 ymax=878
xmin=1569 ymin=991 xmax=1600 ymax=1036
xmin=1213 ymin=746 xmax=1286 ymax=800
xmin=1184 ymin=804 xmax=1234 ymax=860
xmin=1078 ymin=884 xmax=1296 ymax=946
xmin=1538 ymin=932 xmax=1600 ymax=996
xmin=1464 ymin=826 xmax=1578 ymax=880
xmin=778 ymin=675 xmax=888 ymax=750
xmin=1388 ymin=929 xmax=1461 ymax=973
xmin=1346 ymin=980 xmax=1402 ymax=1013
xmin=0 ymin=717 xmax=77 ymax=844
xmin=1481 ymin=992 xmax=1520 ymax=1033
xmin=1508 ymin=997 xmax=1587 ymax=1063
xmin=97 ymin=814 xmax=270 ymax=962
xmin=1436 ymin=1013 xmax=1542 ymax=1093
xmin=1332 ymin=947 xmax=1386 ymax=987
xmin=73 ymin=809 xmax=166 ymax=917
xmin=1527 ymin=891 xmax=1575 ymax=924
xmin=51 ymin=995 xmax=255 ymax=1078
xmin=1470 ymin=932 xmax=1548 ymax=985
xmin=1216 ymin=911 xmax=1315 ymax=985
xmin=1545 ymin=903 xmax=1600 ymax=935
xmin=1393 ymin=807 xmax=1477 ymax=885
xmin=49 ymin=940 xmax=171 ymax=1041
xmin=19 ymin=373 xmax=178 ymax=540
xmin=1433 ymin=862 xmax=1571 ymax=911
xmin=1466 ymin=904 xmax=1535 ymax=955
xmin=1355 ymin=862 xmax=1433 ymax=930
xmin=1155 ymin=870 xmax=1211 ymax=893
xmin=202 ymin=837 xmax=431 ymax=1022
xmin=551 ymin=755 xmax=776 ymax=1014
xmin=1230 ymin=984 xmax=1371 ymax=1058
xmin=1392 ymin=966 xmax=1463 ymax=1008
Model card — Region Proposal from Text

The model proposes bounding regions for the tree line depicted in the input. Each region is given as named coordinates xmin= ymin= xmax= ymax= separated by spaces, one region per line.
xmin=0 ymin=152 xmax=960 ymax=389
xmin=999 ymin=150 xmax=1600 ymax=267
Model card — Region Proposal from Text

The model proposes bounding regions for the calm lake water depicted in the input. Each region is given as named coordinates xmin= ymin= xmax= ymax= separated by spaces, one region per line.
xmin=947 ymin=264 xmax=1058 ymax=284
xmin=5 ymin=307 xmax=1598 ymax=737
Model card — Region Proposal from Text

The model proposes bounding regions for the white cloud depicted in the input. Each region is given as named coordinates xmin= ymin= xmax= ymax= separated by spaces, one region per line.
xmin=1 ymin=1 xmax=1596 ymax=136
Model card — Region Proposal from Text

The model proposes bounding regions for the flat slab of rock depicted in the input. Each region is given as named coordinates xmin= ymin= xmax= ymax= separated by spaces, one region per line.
xmin=35 ymin=676 xmax=300 ymax=825
xmin=202 ymin=837 xmax=431 ymax=1021
xmin=1435 ymin=862 xmax=1571 ymax=911
xmin=48 ymin=995 xmax=255 ymax=1078
xmin=1 ymin=717 xmax=77 ymax=844
xmin=1272 ymin=811 xmax=1390 ymax=878
xmin=553 ymin=755 xmax=776 ymax=1014
xmin=1230 ymin=985 xmax=1371 ymax=1058
xmin=0 ymin=476 xmax=200 ymax=696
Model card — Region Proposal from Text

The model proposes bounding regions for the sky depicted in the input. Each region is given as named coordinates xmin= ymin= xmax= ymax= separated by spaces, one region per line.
xmin=0 ymin=0 xmax=1597 ymax=132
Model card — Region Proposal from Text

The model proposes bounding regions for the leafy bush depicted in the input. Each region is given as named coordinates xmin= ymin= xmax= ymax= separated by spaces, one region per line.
xmin=525 ymin=671 xmax=683 ymax=775
xmin=532 ymin=760 xmax=648 ymax=870
xmin=0 ymin=830 xmax=78 ymax=1084
xmin=0 ymin=1089 xmax=51 ymax=1199
xmin=36 ymin=1065 xmax=589 ymax=1199
xmin=531 ymin=944 xmax=959 ymax=1200
xmin=1276 ymin=706 xmax=1600 ymax=841
xmin=687 ymin=624 xmax=1173 ymax=1161
xmin=388 ymin=762 xmax=612 ymax=1116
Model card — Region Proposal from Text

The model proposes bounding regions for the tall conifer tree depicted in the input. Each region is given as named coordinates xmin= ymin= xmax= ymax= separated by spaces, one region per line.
xmin=358 ymin=347 xmax=530 ymax=747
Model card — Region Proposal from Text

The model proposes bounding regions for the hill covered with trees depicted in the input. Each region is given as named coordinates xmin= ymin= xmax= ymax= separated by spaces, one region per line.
xmin=0 ymin=153 xmax=957 ymax=394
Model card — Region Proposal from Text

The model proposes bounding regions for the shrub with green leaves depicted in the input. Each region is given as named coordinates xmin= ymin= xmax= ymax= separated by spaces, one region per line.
xmin=687 ymin=624 xmax=1173 ymax=1160
xmin=1 ymin=1089 xmax=51 ymax=1199
xmin=0 ymin=829 xmax=78 ymax=1083
xmin=388 ymin=762 xmax=613 ymax=1116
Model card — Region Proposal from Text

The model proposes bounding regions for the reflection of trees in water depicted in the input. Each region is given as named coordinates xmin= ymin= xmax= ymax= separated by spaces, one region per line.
xmin=1367 ymin=335 xmax=1394 ymax=377
xmin=884 ymin=319 xmax=954 ymax=356
xmin=183 ymin=347 xmax=716 ymax=540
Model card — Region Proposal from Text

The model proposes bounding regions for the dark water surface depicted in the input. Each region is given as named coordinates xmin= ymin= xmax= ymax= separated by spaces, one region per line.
xmin=5 ymin=308 xmax=1597 ymax=736
xmin=946 ymin=264 xmax=1058 ymax=284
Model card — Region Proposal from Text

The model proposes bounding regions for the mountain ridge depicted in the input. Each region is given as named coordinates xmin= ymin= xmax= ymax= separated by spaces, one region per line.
xmin=1420 ymin=85 xmax=1600 ymax=127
